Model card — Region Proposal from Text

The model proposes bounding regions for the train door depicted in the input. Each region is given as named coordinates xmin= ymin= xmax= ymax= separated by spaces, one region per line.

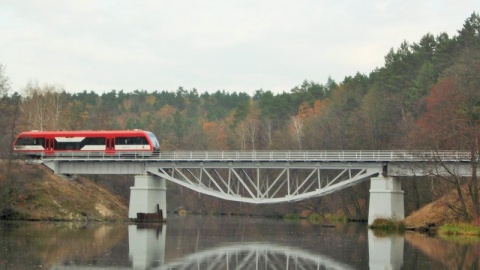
xmin=106 ymin=137 xmax=115 ymax=155
xmin=44 ymin=137 xmax=54 ymax=155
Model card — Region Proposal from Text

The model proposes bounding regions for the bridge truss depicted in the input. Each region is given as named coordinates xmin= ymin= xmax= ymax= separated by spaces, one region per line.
xmin=147 ymin=161 xmax=382 ymax=203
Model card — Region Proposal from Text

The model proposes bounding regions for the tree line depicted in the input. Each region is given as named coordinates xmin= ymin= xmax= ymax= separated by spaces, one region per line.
xmin=1 ymin=13 xmax=479 ymax=219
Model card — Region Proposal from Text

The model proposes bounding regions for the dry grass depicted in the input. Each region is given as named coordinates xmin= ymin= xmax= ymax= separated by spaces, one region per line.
xmin=0 ymin=160 xmax=128 ymax=221
xmin=405 ymin=184 xmax=476 ymax=229
xmin=370 ymin=217 xmax=405 ymax=232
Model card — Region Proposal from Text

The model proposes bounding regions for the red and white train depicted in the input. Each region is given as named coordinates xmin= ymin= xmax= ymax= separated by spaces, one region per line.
xmin=12 ymin=130 xmax=160 ymax=157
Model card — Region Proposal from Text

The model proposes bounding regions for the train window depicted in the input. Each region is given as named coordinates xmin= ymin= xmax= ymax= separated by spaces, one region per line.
xmin=116 ymin=137 xmax=129 ymax=145
xmin=16 ymin=137 xmax=34 ymax=145
xmin=116 ymin=137 xmax=148 ymax=145
xmin=16 ymin=137 xmax=44 ymax=146
xmin=83 ymin=137 xmax=105 ymax=145
xmin=135 ymin=137 xmax=148 ymax=144
xmin=55 ymin=141 xmax=82 ymax=150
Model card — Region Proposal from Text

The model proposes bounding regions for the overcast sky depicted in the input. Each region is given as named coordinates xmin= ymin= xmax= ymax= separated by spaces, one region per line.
xmin=1 ymin=1 xmax=478 ymax=95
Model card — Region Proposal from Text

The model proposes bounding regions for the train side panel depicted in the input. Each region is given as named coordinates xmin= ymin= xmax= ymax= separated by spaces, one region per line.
xmin=12 ymin=130 xmax=160 ymax=157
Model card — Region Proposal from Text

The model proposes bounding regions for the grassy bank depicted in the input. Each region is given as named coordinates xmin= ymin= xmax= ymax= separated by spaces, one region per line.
xmin=438 ymin=223 xmax=480 ymax=237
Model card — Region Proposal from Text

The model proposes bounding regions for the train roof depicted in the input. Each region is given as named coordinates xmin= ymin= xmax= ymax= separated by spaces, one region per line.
xmin=17 ymin=130 xmax=153 ymax=137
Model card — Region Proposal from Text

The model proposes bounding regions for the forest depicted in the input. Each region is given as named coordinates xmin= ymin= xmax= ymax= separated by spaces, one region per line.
xmin=0 ymin=13 xmax=479 ymax=220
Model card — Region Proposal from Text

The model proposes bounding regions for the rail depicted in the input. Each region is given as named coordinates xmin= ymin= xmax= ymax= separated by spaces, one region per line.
xmin=31 ymin=150 xmax=473 ymax=162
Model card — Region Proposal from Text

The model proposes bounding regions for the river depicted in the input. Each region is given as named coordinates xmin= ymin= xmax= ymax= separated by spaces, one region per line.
xmin=0 ymin=215 xmax=478 ymax=269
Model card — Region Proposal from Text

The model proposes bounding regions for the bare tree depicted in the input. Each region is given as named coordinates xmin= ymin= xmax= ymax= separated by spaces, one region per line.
xmin=21 ymin=82 xmax=66 ymax=131
xmin=261 ymin=119 xmax=274 ymax=150
xmin=241 ymin=100 xmax=261 ymax=150
xmin=0 ymin=64 xmax=13 ymax=158
xmin=246 ymin=120 xmax=258 ymax=150
xmin=0 ymin=64 xmax=9 ymax=97
xmin=234 ymin=122 xmax=247 ymax=150
xmin=290 ymin=116 xmax=304 ymax=150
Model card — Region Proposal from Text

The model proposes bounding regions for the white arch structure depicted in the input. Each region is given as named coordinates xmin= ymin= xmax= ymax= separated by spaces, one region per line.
xmin=149 ymin=160 xmax=382 ymax=204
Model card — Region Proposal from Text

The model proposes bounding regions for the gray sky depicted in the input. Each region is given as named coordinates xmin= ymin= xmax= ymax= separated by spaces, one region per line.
xmin=1 ymin=1 xmax=478 ymax=95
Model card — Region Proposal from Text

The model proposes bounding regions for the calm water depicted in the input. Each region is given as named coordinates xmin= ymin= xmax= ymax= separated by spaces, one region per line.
xmin=0 ymin=215 xmax=479 ymax=269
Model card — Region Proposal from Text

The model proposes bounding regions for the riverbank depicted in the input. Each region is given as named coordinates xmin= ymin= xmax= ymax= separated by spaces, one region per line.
xmin=404 ymin=183 xmax=479 ymax=233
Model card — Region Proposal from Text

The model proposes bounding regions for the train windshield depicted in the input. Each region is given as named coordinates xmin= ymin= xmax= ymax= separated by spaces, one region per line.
xmin=146 ymin=132 xmax=160 ymax=150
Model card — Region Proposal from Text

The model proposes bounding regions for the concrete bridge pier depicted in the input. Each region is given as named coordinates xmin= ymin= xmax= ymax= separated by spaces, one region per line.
xmin=368 ymin=176 xmax=404 ymax=225
xmin=129 ymin=174 xmax=167 ymax=220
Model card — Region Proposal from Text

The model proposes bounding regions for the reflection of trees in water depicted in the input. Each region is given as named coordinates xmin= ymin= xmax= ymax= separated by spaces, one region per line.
xmin=156 ymin=243 xmax=355 ymax=270
xmin=0 ymin=222 xmax=127 ymax=268
xmin=404 ymin=232 xmax=480 ymax=269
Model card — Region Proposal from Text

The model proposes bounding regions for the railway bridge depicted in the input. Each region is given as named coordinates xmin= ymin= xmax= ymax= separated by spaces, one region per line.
xmin=37 ymin=150 xmax=475 ymax=224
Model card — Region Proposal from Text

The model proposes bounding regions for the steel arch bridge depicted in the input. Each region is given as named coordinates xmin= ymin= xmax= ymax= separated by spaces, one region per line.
xmin=40 ymin=150 xmax=471 ymax=204
xmin=38 ymin=150 xmax=473 ymax=222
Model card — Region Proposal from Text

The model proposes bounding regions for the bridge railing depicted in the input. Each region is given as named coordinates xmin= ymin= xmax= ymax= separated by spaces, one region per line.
xmin=32 ymin=150 xmax=473 ymax=162
xmin=157 ymin=150 xmax=472 ymax=162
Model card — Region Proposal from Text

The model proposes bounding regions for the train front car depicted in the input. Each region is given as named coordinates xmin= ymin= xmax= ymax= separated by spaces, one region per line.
xmin=12 ymin=130 xmax=160 ymax=158
xmin=12 ymin=131 xmax=45 ymax=158
xmin=113 ymin=130 xmax=159 ymax=157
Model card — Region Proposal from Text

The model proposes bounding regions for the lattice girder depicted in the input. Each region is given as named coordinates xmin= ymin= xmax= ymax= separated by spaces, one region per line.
xmin=146 ymin=162 xmax=383 ymax=204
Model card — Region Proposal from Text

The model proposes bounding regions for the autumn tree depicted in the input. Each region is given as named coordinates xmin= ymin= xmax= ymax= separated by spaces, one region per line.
xmin=447 ymin=52 xmax=480 ymax=219
xmin=414 ymin=49 xmax=480 ymax=220
xmin=414 ymin=78 xmax=470 ymax=219
xmin=302 ymin=99 xmax=330 ymax=149
xmin=201 ymin=120 xmax=228 ymax=150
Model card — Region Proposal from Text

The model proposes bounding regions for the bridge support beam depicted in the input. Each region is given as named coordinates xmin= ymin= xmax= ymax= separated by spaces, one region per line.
xmin=368 ymin=176 xmax=404 ymax=225
xmin=129 ymin=174 xmax=167 ymax=220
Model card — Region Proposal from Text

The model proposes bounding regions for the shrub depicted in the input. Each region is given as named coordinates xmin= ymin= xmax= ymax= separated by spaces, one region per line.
xmin=325 ymin=213 xmax=347 ymax=223
xmin=308 ymin=213 xmax=322 ymax=224
xmin=369 ymin=217 xmax=405 ymax=233
xmin=283 ymin=213 xmax=300 ymax=220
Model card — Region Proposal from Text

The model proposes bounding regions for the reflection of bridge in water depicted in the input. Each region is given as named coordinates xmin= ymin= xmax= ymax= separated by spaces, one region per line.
xmin=53 ymin=223 xmax=404 ymax=269
xmin=39 ymin=150 xmax=475 ymax=224
xmin=135 ymin=225 xmax=403 ymax=270
xmin=156 ymin=242 xmax=355 ymax=270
